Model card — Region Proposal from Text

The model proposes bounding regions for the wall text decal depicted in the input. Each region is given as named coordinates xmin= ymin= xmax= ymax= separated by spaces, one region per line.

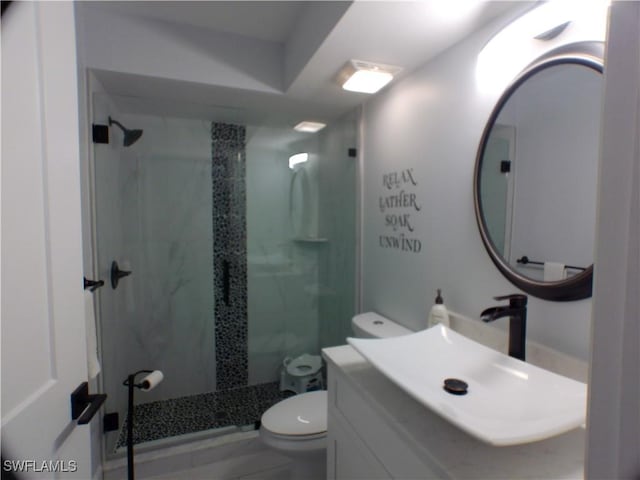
xmin=378 ymin=169 xmax=422 ymax=253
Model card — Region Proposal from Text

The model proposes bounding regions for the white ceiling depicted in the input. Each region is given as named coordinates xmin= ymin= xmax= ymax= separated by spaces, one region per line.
xmin=93 ymin=1 xmax=309 ymax=43
xmin=90 ymin=1 xmax=534 ymax=128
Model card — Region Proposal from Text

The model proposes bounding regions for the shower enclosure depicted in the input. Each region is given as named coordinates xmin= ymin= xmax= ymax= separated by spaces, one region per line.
xmin=91 ymin=93 xmax=357 ymax=455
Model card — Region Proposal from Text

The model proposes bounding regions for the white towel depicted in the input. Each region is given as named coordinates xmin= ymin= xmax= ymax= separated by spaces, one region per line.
xmin=544 ymin=262 xmax=567 ymax=281
xmin=85 ymin=291 xmax=101 ymax=379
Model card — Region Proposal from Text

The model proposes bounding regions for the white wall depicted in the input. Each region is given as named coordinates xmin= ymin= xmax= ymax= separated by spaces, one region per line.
xmin=361 ymin=10 xmax=606 ymax=360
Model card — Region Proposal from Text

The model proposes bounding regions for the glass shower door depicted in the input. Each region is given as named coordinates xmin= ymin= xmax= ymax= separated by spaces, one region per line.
xmin=246 ymin=111 xmax=358 ymax=389
xmin=92 ymin=91 xmax=357 ymax=455
xmin=92 ymin=94 xmax=216 ymax=454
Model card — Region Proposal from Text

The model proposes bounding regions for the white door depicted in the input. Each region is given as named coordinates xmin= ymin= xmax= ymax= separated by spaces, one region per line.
xmin=1 ymin=2 xmax=93 ymax=478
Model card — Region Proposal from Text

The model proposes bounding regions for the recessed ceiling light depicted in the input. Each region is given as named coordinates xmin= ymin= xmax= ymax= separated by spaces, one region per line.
xmin=338 ymin=60 xmax=402 ymax=94
xmin=294 ymin=121 xmax=326 ymax=133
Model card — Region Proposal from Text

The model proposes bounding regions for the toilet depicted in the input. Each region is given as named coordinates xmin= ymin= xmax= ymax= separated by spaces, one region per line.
xmin=259 ymin=312 xmax=412 ymax=478
xmin=351 ymin=311 xmax=413 ymax=338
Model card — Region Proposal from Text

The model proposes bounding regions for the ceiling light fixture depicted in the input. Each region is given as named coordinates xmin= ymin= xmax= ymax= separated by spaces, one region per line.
xmin=294 ymin=121 xmax=326 ymax=133
xmin=338 ymin=60 xmax=402 ymax=94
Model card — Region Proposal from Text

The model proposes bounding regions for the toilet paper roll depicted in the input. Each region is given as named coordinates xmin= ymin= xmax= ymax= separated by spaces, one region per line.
xmin=140 ymin=370 xmax=164 ymax=391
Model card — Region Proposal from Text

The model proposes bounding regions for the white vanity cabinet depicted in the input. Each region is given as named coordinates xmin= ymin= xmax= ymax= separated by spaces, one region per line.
xmin=323 ymin=344 xmax=586 ymax=480
xmin=325 ymin=347 xmax=444 ymax=479
xmin=326 ymin=357 xmax=442 ymax=478
xmin=327 ymin=410 xmax=390 ymax=479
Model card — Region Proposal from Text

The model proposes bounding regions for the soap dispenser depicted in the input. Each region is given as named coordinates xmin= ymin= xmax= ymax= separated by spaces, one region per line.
xmin=427 ymin=289 xmax=450 ymax=328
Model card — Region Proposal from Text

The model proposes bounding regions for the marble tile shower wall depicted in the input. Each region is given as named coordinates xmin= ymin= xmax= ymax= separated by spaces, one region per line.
xmin=285 ymin=112 xmax=358 ymax=351
xmin=245 ymin=114 xmax=358 ymax=384
xmin=96 ymin=113 xmax=215 ymax=432
xmin=316 ymin=112 xmax=357 ymax=348
xmin=246 ymin=139 xmax=319 ymax=386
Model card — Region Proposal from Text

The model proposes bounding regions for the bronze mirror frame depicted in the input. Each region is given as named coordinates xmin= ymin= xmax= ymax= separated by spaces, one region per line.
xmin=473 ymin=44 xmax=603 ymax=301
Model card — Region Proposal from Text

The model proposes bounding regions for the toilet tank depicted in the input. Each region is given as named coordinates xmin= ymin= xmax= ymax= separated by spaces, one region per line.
xmin=351 ymin=312 xmax=412 ymax=338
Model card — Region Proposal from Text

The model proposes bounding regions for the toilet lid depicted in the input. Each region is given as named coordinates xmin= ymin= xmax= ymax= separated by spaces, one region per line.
xmin=261 ymin=391 xmax=327 ymax=436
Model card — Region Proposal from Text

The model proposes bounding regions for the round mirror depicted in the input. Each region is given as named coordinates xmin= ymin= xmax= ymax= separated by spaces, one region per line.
xmin=474 ymin=49 xmax=603 ymax=301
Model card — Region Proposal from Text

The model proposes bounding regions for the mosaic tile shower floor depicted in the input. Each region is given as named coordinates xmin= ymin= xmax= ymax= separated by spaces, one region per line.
xmin=116 ymin=382 xmax=288 ymax=450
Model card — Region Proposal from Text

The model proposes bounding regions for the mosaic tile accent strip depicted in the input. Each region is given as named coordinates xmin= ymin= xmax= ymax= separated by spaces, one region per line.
xmin=211 ymin=123 xmax=248 ymax=390
xmin=116 ymin=382 xmax=285 ymax=449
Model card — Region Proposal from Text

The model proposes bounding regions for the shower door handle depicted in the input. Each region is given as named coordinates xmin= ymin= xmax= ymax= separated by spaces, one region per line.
xmin=223 ymin=260 xmax=230 ymax=306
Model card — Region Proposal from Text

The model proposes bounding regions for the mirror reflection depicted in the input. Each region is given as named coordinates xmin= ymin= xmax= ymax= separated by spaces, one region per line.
xmin=476 ymin=58 xmax=603 ymax=299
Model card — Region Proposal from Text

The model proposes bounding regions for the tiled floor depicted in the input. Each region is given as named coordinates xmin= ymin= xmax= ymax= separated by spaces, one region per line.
xmin=145 ymin=454 xmax=294 ymax=480
xmin=116 ymin=382 xmax=287 ymax=449
xmin=104 ymin=431 xmax=295 ymax=480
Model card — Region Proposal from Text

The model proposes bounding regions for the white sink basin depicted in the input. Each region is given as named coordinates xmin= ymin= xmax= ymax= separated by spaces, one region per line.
xmin=347 ymin=325 xmax=587 ymax=446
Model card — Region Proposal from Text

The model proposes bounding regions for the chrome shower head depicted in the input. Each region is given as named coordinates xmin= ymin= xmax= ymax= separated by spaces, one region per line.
xmin=108 ymin=116 xmax=143 ymax=147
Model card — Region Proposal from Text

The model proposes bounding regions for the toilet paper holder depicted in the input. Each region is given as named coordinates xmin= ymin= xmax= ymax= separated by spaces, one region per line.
xmin=122 ymin=370 xmax=164 ymax=480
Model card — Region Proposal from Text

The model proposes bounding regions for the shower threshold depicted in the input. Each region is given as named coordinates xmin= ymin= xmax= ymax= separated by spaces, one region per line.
xmin=114 ymin=381 xmax=285 ymax=452
xmin=113 ymin=424 xmax=240 ymax=457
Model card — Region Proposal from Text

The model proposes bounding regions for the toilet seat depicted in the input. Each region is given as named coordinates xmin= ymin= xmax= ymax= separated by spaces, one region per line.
xmin=260 ymin=391 xmax=328 ymax=455
xmin=261 ymin=390 xmax=327 ymax=436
